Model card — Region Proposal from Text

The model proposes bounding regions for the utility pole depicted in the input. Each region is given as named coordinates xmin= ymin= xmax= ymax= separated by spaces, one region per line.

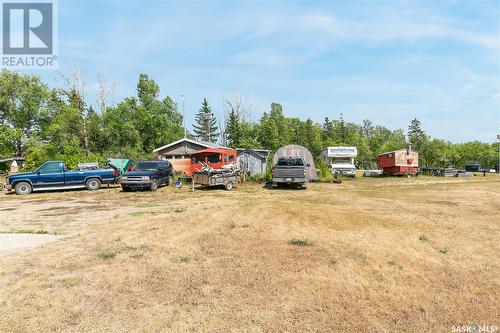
xmin=497 ymin=134 xmax=500 ymax=173
xmin=181 ymin=94 xmax=186 ymax=138
xmin=203 ymin=111 xmax=213 ymax=142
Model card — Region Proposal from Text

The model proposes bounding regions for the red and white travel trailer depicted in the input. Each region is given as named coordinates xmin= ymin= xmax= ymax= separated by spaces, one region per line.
xmin=378 ymin=149 xmax=419 ymax=176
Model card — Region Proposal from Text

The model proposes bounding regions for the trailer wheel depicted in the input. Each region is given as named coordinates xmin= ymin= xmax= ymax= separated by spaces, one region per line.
xmin=225 ymin=181 xmax=233 ymax=191
xmin=14 ymin=182 xmax=32 ymax=195
xmin=86 ymin=178 xmax=102 ymax=191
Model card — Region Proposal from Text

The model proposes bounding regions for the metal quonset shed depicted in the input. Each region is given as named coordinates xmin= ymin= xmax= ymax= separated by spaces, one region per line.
xmin=273 ymin=144 xmax=319 ymax=180
xmin=378 ymin=149 xmax=419 ymax=175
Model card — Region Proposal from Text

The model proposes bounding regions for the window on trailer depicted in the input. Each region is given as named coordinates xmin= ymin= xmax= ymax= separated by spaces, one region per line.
xmin=207 ymin=154 xmax=221 ymax=163
xmin=193 ymin=155 xmax=205 ymax=164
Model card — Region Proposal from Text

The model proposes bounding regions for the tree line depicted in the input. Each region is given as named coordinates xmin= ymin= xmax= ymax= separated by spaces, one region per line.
xmin=0 ymin=69 xmax=498 ymax=172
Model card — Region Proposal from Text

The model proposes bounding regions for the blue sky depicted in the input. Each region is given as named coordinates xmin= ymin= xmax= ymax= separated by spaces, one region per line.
xmin=31 ymin=0 xmax=500 ymax=143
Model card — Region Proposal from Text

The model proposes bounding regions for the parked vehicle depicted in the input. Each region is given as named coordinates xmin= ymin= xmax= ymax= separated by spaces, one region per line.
xmin=4 ymin=161 xmax=117 ymax=195
xmin=272 ymin=157 xmax=309 ymax=188
xmin=465 ymin=161 xmax=481 ymax=172
xmin=320 ymin=146 xmax=357 ymax=177
xmin=273 ymin=144 xmax=319 ymax=181
xmin=120 ymin=160 xmax=173 ymax=192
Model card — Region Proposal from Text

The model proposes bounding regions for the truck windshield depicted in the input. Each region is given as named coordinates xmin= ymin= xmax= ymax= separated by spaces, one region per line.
xmin=133 ymin=162 xmax=159 ymax=170
xmin=277 ymin=158 xmax=304 ymax=166
xmin=332 ymin=157 xmax=352 ymax=164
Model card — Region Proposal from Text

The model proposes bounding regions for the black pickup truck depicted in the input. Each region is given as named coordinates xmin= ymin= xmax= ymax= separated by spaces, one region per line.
xmin=272 ymin=157 xmax=309 ymax=189
xmin=120 ymin=160 xmax=173 ymax=191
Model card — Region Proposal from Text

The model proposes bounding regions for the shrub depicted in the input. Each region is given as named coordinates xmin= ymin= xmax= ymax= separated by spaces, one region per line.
xmin=437 ymin=247 xmax=448 ymax=254
xmin=97 ymin=250 xmax=117 ymax=260
xmin=288 ymin=239 xmax=314 ymax=247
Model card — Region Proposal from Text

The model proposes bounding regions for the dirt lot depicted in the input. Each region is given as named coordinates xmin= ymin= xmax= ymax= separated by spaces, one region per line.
xmin=0 ymin=175 xmax=499 ymax=332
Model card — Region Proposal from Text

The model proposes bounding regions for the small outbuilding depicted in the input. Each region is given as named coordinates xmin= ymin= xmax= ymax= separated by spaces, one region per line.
xmin=273 ymin=144 xmax=319 ymax=181
xmin=378 ymin=148 xmax=418 ymax=175
xmin=237 ymin=149 xmax=270 ymax=177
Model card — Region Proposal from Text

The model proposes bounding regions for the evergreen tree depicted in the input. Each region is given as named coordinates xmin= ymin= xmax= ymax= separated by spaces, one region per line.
xmin=193 ymin=98 xmax=219 ymax=143
xmin=407 ymin=118 xmax=427 ymax=151
xmin=225 ymin=106 xmax=241 ymax=147
xmin=338 ymin=113 xmax=347 ymax=144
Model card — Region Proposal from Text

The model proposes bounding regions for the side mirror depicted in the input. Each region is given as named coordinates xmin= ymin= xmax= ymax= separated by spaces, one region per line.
xmin=306 ymin=163 xmax=311 ymax=167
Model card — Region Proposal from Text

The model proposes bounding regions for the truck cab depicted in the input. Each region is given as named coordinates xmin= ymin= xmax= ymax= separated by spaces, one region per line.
xmin=321 ymin=147 xmax=357 ymax=177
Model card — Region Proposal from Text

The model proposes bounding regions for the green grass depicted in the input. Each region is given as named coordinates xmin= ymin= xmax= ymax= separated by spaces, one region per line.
xmin=97 ymin=250 xmax=117 ymax=260
xmin=128 ymin=211 xmax=149 ymax=217
xmin=0 ymin=229 xmax=52 ymax=235
xmin=437 ymin=247 xmax=448 ymax=254
xmin=179 ymin=256 xmax=190 ymax=262
xmin=419 ymin=234 xmax=429 ymax=242
xmin=288 ymin=239 xmax=314 ymax=247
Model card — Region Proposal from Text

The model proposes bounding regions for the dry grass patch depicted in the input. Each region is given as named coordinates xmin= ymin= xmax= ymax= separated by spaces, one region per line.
xmin=0 ymin=176 xmax=498 ymax=332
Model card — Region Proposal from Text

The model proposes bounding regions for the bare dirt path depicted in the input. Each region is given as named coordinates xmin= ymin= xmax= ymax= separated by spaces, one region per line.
xmin=0 ymin=234 xmax=62 ymax=256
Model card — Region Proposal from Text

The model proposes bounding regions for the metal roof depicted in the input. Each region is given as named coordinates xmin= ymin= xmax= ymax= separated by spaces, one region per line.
xmin=191 ymin=148 xmax=236 ymax=155
xmin=153 ymin=138 xmax=217 ymax=153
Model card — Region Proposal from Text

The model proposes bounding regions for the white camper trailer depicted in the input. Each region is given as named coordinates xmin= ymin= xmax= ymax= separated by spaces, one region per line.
xmin=321 ymin=147 xmax=357 ymax=177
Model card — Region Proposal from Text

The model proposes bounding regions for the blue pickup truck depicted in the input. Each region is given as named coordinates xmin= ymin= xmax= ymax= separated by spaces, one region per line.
xmin=4 ymin=161 xmax=117 ymax=195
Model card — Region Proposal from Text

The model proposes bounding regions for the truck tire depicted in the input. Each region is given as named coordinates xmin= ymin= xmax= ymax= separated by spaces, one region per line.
xmin=225 ymin=181 xmax=233 ymax=191
xmin=122 ymin=186 xmax=131 ymax=192
xmin=150 ymin=180 xmax=158 ymax=191
xmin=86 ymin=178 xmax=101 ymax=191
xmin=14 ymin=182 xmax=32 ymax=195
